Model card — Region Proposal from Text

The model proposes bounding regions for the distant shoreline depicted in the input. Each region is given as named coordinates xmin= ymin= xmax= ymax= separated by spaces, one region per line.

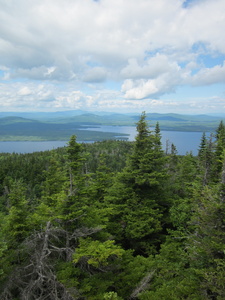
xmin=0 ymin=111 xmax=220 ymax=142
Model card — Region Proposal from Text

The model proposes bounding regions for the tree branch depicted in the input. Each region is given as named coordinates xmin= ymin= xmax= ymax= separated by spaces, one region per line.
xmin=129 ymin=269 xmax=156 ymax=299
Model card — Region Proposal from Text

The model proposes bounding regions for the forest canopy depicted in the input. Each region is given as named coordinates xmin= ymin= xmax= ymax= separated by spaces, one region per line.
xmin=0 ymin=113 xmax=225 ymax=299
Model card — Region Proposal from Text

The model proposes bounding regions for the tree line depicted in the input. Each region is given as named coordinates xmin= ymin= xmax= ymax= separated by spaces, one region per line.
xmin=0 ymin=112 xmax=225 ymax=299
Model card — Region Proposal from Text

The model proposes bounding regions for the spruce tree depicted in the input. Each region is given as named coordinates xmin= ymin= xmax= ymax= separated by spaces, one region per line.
xmin=214 ymin=121 xmax=225 ymax=179
xmin=106 ymin=112 xmax=169 ymax=255
xmin=2 ymin=179 xmax=30 ymax=247
xmin=198 ymin=133 xmax=214 ymax=185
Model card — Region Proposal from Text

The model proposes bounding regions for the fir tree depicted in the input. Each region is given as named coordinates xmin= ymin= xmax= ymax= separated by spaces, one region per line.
xmin=198 ymin=133 xmax=214 ymax=185
xmin=214 ymin=121 xmax=225 ymax=179
xmin=106 ymin=112 xmax=169 ymax=255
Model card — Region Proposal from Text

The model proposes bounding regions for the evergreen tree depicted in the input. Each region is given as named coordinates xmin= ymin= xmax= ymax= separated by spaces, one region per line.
xmin=54 ymin=135 xmax=91 ymax=228
xmin=2 ymin=123 xmax=225 ymax=299
xmin=41 ymin=154 xmax=67 ymax=201
xmin=198 ymin=132 xmax=207 ymax=158
xmin=167 ymin=143 xmax=178 ymax=178
xmin=198 ymin=133 xmax=214 ymax=185
xmin=67 ymin=135 xmax=85 ymax=196
xmin=214 ymin=121 xmax=225 ymax=179
xmin=186 ymin=181 xmax=225 ymax=299
xmin=2 ymin=179 xmax=30 ymax=246
xmin=106 ymin=112 xmax=169 ymax=255
xmin=0 ymin=226 xmax=7 ymax=276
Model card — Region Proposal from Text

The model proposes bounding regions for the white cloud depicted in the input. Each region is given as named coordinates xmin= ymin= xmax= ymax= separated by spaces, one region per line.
xmin=122 ymin=79 xmax=158 ymax=99
xmin=120 ymin=54 xmax=179 ymax=79
xmin=0 ymin=83 xmax=55 ymax=109
xmin=189 ymin=61 xmax=225 ymax=86
xmin=18 ymin=87 xmax=32 ymax=96
xmin=1 ymin=0 xmax=224 ymax=71
xmin=121 ymin=60 xmax=182 ymax=99
xmin=83 ymin=67 xmax=108 ymax=83
xmin=0 ymin=0 xmax=225 ymax=112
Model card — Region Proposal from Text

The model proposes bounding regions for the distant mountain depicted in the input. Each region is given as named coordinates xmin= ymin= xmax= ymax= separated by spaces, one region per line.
xmin=0 ymin=110 xmax=90 ymax=121
xmin=207 ymin=113 xmax=225 ymax=118
xmin=146 ymin=113 xmax=221 ymax=122
xmin=47 ymin=112 xmax=136 ymax=126
xmin=0 ymin=111 xmax=224 ymax=141
xmin=0 ymin=110 xmax=131 ymax=120
xmin=0 ymin=116 xmax=39 ymax=125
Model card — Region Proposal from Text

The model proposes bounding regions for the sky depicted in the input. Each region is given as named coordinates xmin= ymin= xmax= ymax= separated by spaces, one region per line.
xmin=0 ymin=0 xmax=225 ymax=114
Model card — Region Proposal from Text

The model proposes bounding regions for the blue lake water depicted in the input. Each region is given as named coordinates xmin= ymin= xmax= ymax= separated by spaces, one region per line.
xmin=0 ymin=141 xmax=68 ymax=154
xmin=0 ymin=126 xmax=209 ymax=155
xmin=80 ymin=126 xmax=208 ymax=155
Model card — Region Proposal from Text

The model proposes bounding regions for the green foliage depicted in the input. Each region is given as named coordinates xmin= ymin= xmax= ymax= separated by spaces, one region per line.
xmin=84 ymin=140 xmax=133 ymax=173
xmin=114 ymin=251 xmax=155 ymax=298
xmin=213 ymin=121 xmax=225 ymax=179
xmin=188 ymin=185 xmax=225 ymax=267
xmin=198 ymin=133 xmax=214 ymax=185
xmin=170 ymin=153 xmax=198 ymax=198
xmin=1 ymin=116 xmax=225 ymax=299
xmin=0 ymin=228 xmax=7 ymax=276
xmin=73 ymin=238 xmax=125 ymax=268
xmin=106 ymin=113 xmax=169 ymax=255
xmin=103 ymin=291 xmax=123 ymax=300
xmin=2 ymin=180 xmax=30 ymax=245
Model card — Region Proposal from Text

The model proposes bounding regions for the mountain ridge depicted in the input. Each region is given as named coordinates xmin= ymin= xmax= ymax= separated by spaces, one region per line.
xmin=0 ymin=111 xmax=224 ymax=141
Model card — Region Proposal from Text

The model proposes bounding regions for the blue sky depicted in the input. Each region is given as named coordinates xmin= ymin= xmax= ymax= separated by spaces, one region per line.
xmin=0 ymin=0 xmax=225 ymax=114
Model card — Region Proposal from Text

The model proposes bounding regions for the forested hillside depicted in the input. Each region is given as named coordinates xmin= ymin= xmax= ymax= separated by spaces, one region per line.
xmin=0 ymin=111 xmax=225 ymax=141
xmin=0 ymin=113 xmax=225 ymax=299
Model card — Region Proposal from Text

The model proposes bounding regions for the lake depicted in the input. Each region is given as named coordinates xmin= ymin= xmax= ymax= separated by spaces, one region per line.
xmin=0 ymin=126 xmax=208 ymax=155
xmin=80 ymin=125 xmax=207 ymax=155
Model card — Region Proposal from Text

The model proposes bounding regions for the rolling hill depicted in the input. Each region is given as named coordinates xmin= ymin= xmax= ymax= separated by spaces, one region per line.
xmin=0 ymin=111 xmax=224 ymax=141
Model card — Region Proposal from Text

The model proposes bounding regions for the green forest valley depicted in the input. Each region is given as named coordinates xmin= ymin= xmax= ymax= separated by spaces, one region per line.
xmin=1 ymin=112 xmax=225 ymax=299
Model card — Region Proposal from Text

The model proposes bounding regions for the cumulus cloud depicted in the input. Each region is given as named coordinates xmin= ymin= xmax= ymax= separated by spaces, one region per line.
xmin=122 ymin=74 xmax=181 ymax=100
xmin=121 ymin=56 xmax=182 ymax=99
xmin=0 ymin=83 xmax=56 ymax=110
xmin=1 ymin=1 xmax=224 ymax=69
xmin=189 ymin=61 xmax=225 ymax=86
xmin=0 ymin=0 xmax=225 ymax=112
xmin=83 ymin=67 xmax=108 ymax=83
xmin=120 ymin=54 xmax=179 ymax=79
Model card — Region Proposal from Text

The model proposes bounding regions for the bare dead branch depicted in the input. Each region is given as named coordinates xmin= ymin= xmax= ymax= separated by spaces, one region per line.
xmin=0 ymin=220 xmax=101 ymax=299
xmin=129 ymin=269 xmax=156 ymax=299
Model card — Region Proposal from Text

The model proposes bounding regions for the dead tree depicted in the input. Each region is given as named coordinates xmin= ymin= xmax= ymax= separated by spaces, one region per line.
xmin=0 ymin=221 xmax=101 ymax=300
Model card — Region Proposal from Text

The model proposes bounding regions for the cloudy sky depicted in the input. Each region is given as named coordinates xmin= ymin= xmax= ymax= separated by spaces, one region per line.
xmin=0 ymin=0 xmax=225 ymax=114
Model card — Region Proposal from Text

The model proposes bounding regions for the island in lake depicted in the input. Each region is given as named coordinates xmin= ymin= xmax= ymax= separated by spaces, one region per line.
xmin=0 ymin=110 xmax=224 ymax=141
